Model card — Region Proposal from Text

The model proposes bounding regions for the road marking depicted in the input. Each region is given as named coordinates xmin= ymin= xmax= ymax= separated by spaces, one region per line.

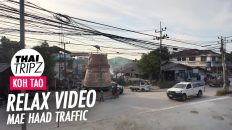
xmin=78 ymin=96 xmax=231 ymax=125
xmin=138 ymin=96 xmax=231 ymax=115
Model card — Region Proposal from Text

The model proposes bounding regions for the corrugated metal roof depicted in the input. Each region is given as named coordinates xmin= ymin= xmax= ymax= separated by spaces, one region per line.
xmin=172 ymin=49 xmax=220 ymax=57
xmin=0 ymin=63 xmax=10 ymax=72
xmin=49 ymin=46 xmax=71 ymax=54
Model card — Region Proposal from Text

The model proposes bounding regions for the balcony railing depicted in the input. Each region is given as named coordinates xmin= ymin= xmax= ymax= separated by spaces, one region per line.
xmin=172 ymin=60 xmax=221 ymax=67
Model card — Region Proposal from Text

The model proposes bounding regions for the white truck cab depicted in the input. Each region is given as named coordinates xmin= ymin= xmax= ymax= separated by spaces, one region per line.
xmin=167 ymin=82 xmax=205 ymax=101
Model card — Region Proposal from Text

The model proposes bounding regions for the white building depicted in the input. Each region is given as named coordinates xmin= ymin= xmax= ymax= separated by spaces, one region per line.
xmin=170 ymin=49 xmax=221 ymax=69
xmin=162 ymin=49 xmax=222 ymax=81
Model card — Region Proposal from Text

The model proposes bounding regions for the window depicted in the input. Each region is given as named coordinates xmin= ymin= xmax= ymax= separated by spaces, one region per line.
xmin=186 ymin=84 xmax=192 ymax=89
xmin=189 ymin=57 xmax=196 ymax=61
xmin=192 ymin=83 xmax=198 ymax=88
xmin=144 ymin=81 xmax=149 ymax=85
xmin=174 ymin=84 xmax=186 ymax=88
xmin=177 ymin=57 xmax=181 ymax=61
xmin=201 ymin=56 xmax=207 ymax=62
xmin=198 ymin=82 xmax=205 ymax=86
xmin=141 ymin=81 xmax=145 ymax=85
xmin=182 ymin=57 xmax=186 ymax=61
xmin=212 ymin=56 xmax=216 ymax=61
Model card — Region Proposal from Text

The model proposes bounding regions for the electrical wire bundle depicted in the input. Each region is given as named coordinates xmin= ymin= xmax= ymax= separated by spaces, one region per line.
xmin=0 ymin=0 xmax=223 ymax=55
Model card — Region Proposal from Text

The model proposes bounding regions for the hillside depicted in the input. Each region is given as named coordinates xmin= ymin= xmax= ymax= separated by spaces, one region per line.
xmin=108 ymin=57 xmax=132 ymax=72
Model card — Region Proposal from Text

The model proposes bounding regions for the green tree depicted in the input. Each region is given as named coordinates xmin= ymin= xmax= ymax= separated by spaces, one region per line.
xmin=137 ymin=47 xmax=170 ymax=80
xmin=0 ymin=36 xmax=20 ymax=62
xmin=33 ymin=41 xmax=55 ymax=86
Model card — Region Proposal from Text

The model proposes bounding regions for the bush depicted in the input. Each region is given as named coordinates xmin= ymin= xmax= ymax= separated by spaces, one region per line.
xmin=158 ymin=81 xmax=177 ymax=89
xmin=216 ymin=89 xmax=232 ymax=96
xmin=149 ymin=80 xmax=158 ymax=86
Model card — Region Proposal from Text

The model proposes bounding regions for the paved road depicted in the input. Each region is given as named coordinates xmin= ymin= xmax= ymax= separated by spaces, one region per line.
xmin=0 ymin=86 xmax=231 ymax=130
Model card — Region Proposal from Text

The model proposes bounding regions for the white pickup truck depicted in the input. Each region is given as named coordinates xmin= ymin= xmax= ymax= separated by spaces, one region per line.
xmin=129 ymin=79 xmax=151 ymax=92
xmin=166 ymin=82 xmax=205 ymax=101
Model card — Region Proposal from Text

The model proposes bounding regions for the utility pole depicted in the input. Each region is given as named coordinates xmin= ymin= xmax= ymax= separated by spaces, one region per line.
xmin=20 ymin=0 xmax=25 ymax=49
xmin=20 ymin=0 xmax=26 ymax=130
xmin=154 ymin=21 xmax=169 ymax=81
xmin=64 ymin=42 xmax=67 ymax=82
xmin=63 ymin=41 xmax=70 ymax=89
xmin=219 ymin=36 xmax=229 ymax=91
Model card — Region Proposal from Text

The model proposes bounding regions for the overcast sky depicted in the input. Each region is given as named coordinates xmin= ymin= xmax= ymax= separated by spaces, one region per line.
xmin=23 ymin=0 xmax=232 ymax=59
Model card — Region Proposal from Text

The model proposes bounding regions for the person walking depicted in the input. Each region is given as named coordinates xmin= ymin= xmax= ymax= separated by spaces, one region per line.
xmin=99 ymin=89 xmax=104 ymax=102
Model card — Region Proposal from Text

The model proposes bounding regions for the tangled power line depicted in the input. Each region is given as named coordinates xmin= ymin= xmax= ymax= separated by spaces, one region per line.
xmin=0 ymin=0 xmax=223 ymax=55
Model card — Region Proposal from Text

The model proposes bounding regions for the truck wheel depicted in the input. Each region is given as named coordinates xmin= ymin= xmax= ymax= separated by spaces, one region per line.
xmin=197 ymin=91 xmax=202 ymax=97
xmin=141 ymin=88 xmax=145 ymax=92
xmin=182 ymin=94 xmax=187 ymax=101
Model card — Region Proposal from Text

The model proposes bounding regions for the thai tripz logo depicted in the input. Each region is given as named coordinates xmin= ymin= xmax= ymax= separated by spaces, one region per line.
xmin=10 ymin=49 xmax=46 ymax=90
xmin=6 ymin=49 xmax=96 ymax=125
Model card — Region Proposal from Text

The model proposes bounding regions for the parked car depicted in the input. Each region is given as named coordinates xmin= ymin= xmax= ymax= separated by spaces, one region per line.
xmin=129 ymin=79 xmax=151 ymax=92
xmin=111 ymin=82 xmax=124 ymax=94
xmin=207 ymin=79 xmax=230 ymax=87
xmin=166 ymin=81 xmax=205 ymax=101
